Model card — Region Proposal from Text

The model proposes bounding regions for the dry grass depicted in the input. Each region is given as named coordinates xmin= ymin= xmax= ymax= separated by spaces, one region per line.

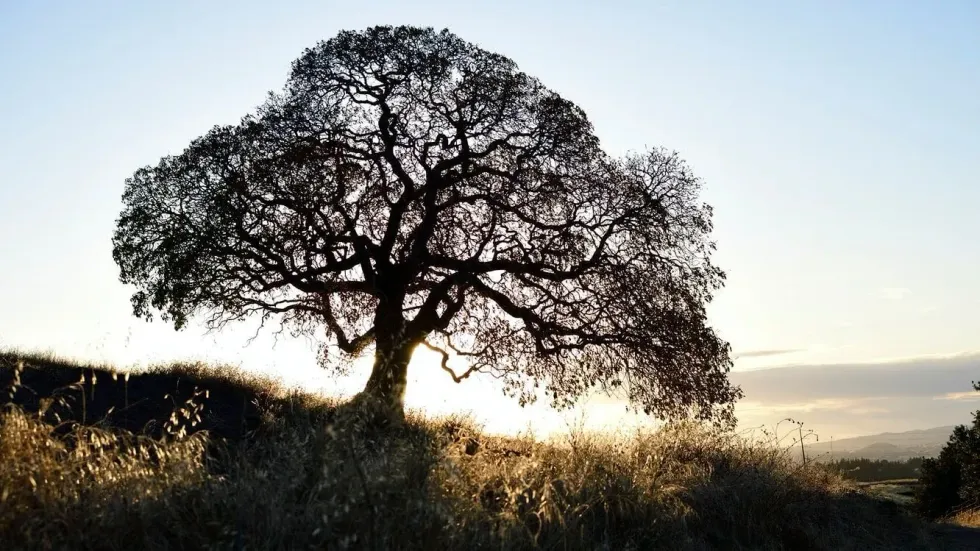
xmin=948 ymin=508 xmax=980 ymax=528
xmin=0 ymin=350 xmax=946 ymax=550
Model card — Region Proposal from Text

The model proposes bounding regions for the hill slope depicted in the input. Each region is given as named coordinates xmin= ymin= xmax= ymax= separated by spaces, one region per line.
xmin=804 ymin=427 xmax=954 ymax=461
xmin=0 ymin=350 xmax=960 ymax=550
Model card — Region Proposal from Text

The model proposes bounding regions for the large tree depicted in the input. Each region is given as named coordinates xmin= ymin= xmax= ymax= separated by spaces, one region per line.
xmin=112 ymin=25 xmax=741 ymax=424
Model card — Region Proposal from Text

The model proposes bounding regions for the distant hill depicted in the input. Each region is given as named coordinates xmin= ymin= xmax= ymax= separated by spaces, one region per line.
xmin=799 ymin=426 xmax=955 ymax=461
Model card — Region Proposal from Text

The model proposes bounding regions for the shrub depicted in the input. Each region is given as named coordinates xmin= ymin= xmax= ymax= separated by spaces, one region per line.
xmin=916 ymin=393 xmax=980 ymax=519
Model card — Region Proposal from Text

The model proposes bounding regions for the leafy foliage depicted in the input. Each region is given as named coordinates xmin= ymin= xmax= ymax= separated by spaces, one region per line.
xmin=112 ymin=25 xmax=739 ymax=423
xmin=827 ymin=457 xmax=926 ymax=483
xmin=916 ymin=382 xmax=980 ymax=519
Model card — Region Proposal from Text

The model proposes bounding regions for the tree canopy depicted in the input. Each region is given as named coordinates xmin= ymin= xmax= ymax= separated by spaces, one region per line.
xmin=112 ymin=25 xmax=741 ymax=424
xmin=916 ymin=381 xmax=980 ymax=518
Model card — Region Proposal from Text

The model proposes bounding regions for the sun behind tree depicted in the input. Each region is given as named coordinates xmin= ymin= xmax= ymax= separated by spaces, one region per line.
xmin=111 ymin=25 xmax=741 ymax=425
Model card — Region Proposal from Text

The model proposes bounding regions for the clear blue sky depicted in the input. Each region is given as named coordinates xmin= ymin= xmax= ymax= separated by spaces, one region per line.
xmin=1 ymin=1 xmax=978 ymax=438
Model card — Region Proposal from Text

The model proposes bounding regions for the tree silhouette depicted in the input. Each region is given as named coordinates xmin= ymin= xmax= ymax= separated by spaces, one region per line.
xmin=916 ymin=381 xmax=980 ymax=518
xmin=112 ymin=26 xmax=740 ymax=424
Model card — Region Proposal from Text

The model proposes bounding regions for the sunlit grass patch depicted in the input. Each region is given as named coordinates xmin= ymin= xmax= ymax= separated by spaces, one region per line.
xmin=0 ymin=350 xmax=944 ymax=550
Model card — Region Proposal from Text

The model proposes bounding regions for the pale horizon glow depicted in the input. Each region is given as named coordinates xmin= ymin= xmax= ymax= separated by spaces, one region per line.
xmin=1 ymin=1 xmax=978 ymax=440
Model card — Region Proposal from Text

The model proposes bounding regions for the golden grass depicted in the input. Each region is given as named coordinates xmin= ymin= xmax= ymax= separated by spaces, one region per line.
xmin=948 ymin=508 xmax=980 ymax=528
xmin=0 ymin=351 xmax=947 ymax=550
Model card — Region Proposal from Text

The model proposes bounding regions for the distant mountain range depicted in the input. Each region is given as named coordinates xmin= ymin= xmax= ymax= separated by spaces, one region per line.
xmin=794 ymin=426 xmax=956 ymax=462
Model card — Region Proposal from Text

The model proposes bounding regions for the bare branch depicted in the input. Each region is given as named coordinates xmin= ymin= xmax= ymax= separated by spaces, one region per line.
xmin=421 ymin=340 xmax=480 ymax=383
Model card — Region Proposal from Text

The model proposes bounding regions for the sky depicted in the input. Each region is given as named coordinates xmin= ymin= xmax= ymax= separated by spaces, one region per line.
xmin=1 ymin=1 xmax=978 ymax=440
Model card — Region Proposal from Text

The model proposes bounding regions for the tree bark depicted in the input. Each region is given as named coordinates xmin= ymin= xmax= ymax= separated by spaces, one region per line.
xmin=361 ymin=336 xmax=414 ymax=418
xmin=355 ymin=293 xmax=418 ymax=422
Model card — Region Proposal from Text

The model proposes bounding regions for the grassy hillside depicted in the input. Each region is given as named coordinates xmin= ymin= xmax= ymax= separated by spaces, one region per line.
xmin=0 ymin=350 xmax=961 ymax=550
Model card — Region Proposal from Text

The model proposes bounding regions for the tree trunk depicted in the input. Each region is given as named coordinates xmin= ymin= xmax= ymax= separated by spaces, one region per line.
xmin=361 ymin=336 xmax=414 ymax=419
xmin=354 ymin=291 xmax=419 ymax=423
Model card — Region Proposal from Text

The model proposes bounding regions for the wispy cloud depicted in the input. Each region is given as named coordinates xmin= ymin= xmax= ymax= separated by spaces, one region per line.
xmin=729 ymin=352 xmax=980 ymax=436
xmin=730 ymin=351 xmax=980 ymax=403
xmin=737 ymin=397 xmax=889 ymax=414
xmin=735 ymin=349 xmax=802 ymax=359
xmin=878 ymin=287 xmax=911 ymax=300
xmin=937 ymin=391 xmax=980 ymax=402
